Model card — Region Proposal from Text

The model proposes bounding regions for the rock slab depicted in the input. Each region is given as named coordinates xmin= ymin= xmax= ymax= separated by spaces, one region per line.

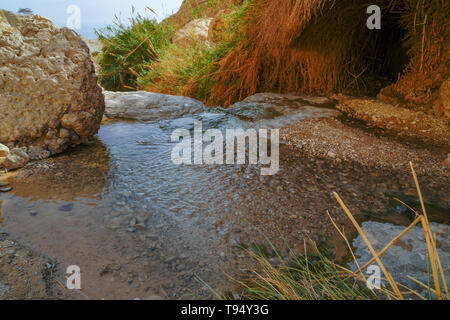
xmin=352 ymin=221 xmax=449 ymax=296
xmin=103 ymin=91 xmax=206 ymax=121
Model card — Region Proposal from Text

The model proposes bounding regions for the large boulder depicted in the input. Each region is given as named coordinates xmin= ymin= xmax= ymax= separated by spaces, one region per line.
xmin=0 ymin=10 xmax=104 ymax=168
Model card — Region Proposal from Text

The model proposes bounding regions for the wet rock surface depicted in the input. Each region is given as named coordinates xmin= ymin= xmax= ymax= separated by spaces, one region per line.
xmin=352 ymin=221 xmax=449 ymax=295
xmin=221 ymin=93 xmax=340 ymax=125
xmin=103 ymin=91 xmax=207 ymax=121
xmin=0 ymin=10 xmax=104 ymax=170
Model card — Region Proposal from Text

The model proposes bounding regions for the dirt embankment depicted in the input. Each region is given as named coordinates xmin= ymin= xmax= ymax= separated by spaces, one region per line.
xmin=281 ymin=116 xmax=449 ymax=175
xmin=334 ymin=96 xmax=450 ymax=148
xmin=0 ymin=229 xmax=53 ymax=299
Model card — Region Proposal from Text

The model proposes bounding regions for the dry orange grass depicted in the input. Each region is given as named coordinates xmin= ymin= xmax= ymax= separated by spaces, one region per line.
xmin=208 ymin=0 xmax=449 ymax=107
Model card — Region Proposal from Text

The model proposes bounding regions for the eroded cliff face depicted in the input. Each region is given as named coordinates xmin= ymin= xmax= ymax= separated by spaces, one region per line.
xmin=0 ymin=10 xmax=104 ymax=168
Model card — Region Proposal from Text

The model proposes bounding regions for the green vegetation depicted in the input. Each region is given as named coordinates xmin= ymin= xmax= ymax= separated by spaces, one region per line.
xmin=139 ymin=2 xmax=249 ymax=104
xmin=96 ymin=0 xmax=448 ymax=109
xmin=95 ymin=11 xmax=174 ymax=91
xmin=96 ymin=1 xmax=249 ymax=104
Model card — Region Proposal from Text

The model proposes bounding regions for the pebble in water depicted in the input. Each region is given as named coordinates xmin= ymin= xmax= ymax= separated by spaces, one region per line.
xmin=58 ymin=203 xmax=74 ymax=212
xmin=0 ymin=186 xmax=12 ymax=192
xmin=29 ymin=210 xmax=38 ymax=216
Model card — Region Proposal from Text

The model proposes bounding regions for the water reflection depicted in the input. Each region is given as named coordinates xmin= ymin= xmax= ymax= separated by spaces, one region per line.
xmin=11 ymin=139 xmax=109 ymax=201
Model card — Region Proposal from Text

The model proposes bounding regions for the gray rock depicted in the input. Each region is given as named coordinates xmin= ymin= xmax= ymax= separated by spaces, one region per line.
xmin=223 ymin=93 xmax=340 ymax=125
xmin=351 ymin=221 xmax=450 ymax=294
xmin=103 ymin=91 xmax=207 ymax=121
xmin=58 ymin=203 xmax=74 ymax=212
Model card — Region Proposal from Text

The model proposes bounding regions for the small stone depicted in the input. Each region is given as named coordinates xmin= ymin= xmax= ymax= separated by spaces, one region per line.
xmin=0 ymin=148 xmax=29 ymax=170
xmin=147 ymin=234 xmax=159 ymax=241
xmin=176 ymin=264 xmax=186 ymax=271
xmin=165 ymin=256 xmax=177 ymax=264
xmin=0 ymin=144 xmax=9 ymax=157
xmin=29 ymin=210 xmax=38 ymax=216
xmin=59 ymin=203 xmax=74 ymax=212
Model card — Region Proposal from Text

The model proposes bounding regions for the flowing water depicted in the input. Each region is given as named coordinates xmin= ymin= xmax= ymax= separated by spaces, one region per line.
xmin=0 ymin=104 xmax=448 ymax=299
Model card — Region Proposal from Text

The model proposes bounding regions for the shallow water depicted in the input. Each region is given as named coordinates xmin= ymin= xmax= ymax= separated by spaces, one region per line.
xmin=0 ymin=105 xmax=448 ymax=299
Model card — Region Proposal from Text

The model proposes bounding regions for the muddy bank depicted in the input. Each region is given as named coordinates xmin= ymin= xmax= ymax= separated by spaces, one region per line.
xmin=0 ymin=228 xmax=53 ymax=300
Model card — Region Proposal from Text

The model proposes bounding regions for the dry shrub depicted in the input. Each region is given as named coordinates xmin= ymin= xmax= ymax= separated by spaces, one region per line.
xmin=209 ymin=0 xmax=449 ymax=107
xmin=390 ymin=0 xmax=450 ymax=110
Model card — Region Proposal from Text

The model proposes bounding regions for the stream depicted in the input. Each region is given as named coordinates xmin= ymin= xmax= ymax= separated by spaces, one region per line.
xmin=0 ymin=102 xmax=448 ymax=299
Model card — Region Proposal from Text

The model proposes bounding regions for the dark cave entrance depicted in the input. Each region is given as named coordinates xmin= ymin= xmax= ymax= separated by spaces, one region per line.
xmin=351 ymin=10 xmax=411 ymax=96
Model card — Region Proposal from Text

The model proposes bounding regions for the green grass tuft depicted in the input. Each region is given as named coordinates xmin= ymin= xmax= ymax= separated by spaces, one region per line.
xmin=95 ymin=11 xmax=174 ymax=91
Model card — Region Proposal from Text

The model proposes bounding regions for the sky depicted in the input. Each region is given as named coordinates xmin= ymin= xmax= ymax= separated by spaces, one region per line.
xmin=1 ymin=0 xmax=184 ymax=38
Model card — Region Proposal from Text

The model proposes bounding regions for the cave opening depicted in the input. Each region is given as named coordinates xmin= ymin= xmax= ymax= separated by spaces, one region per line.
xmin=354 ymin=10 xmax=411 ymax=96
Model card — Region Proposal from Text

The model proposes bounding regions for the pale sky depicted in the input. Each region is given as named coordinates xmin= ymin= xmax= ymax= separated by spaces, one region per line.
xmin=1 ymin=0 xmax=183 ymax=37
